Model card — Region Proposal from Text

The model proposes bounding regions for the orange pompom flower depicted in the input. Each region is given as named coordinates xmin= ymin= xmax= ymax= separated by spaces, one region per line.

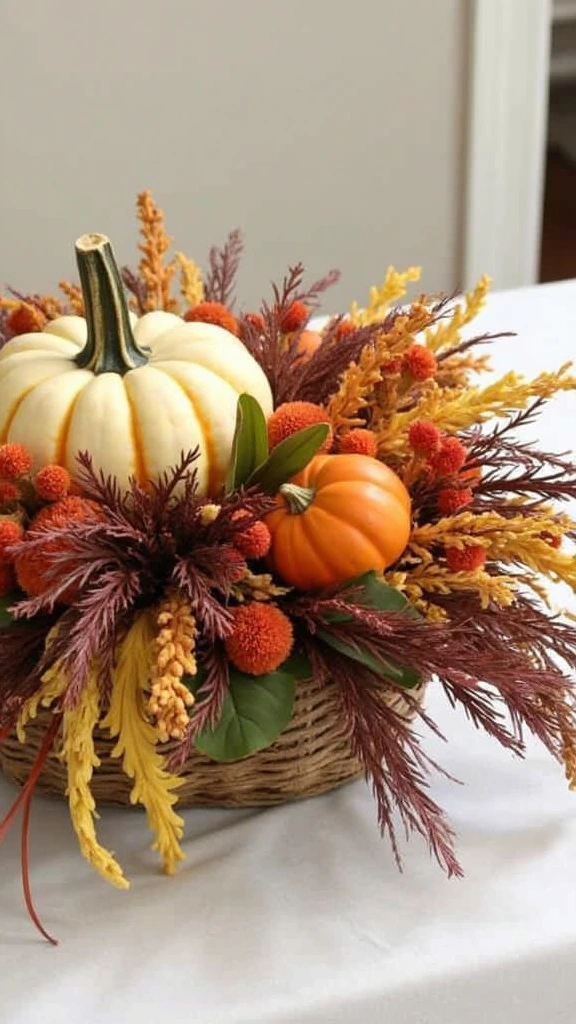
xmin=445 ymin=545 xmax=486 ymax=572
xmin=0 ymin=443 xmax=33 ymax=480
xmin=225 ymin=603 xmax=294 ymax=675
xmin=430 ymin=437 xmax=468 ymax=477
xmin=267 ymin=402 xmax=333 ymax=452
xmin=232 ymin=510 xmax=271 ymax=559
xmin=338 ymin=429 xmax=378 ymax=458
xmin=6 ymin=303 xmax=46 ymax=336
xmin=0 ymin=562 xmax=16 ymax=597
xmin=15 ymin=496 xmax=103 ymax=602
xmin=408 ymin=420 xmax=442 ymax=456
xmin=34 ymin=465 xmax=71 ymax=502
xmin=280 ymin=301 xmax=309 ymax=333
xmin=403 ymin=344 xmax=437 ymax=381
xmin=184 ymin=301 xmax=239 ymax=337
xmin=0 ymin=519 xmax=24 ymax=562
xmin=0 ymin=481 xmax=19 ymax=505
xmin=333 ymin=320 xmax=356 ymax=342
xmin=437 ymin=487 xmax=474 ymax=516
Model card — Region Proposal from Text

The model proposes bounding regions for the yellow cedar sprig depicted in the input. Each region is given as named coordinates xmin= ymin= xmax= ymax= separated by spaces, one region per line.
xmin=173 ymin=251 xmax=204 ymax=309
xmin=101 ymin=610 xmax=185 ymax=875
xmin=425 ymin=275 xmax=490 ymax=354
xmin=62 ymin=667 xmax=128 ymax=889
xmin=390 ymin=562 xmax=516 ymax=609
xmin=136 ymin=189 xmax=179 ymax=313
xmin=379 ymin=364 xmax=576 ymax=451
xmin=350 ymin=266 xmax=421 ymax=326
xmin=327 ymin=303 xmax=433 ymax=431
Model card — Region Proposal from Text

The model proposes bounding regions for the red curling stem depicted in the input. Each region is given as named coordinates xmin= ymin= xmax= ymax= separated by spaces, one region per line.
xmin=0 ymin=714 xmax=61 ymax=945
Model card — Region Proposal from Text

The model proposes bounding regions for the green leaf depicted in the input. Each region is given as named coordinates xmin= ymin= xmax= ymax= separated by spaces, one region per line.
xmin=345 ymin=570 xmax=421 ymax=619
xmin=319 ymin=571 xmax=422 ymax=688
xmin=0 ymin=594 xmax=15 ymax=628
xmin=194 ymin=667 xmax=296 ymax=762
xmin=226 ymin=393 xmax=269 ymax=492
xmin=317 ymin=629 xmax=420 ymax=688
xmin=279 ymin=650 xmax=312 ymax=680
xmin=247 ymin=423 xmax=330 ymax=494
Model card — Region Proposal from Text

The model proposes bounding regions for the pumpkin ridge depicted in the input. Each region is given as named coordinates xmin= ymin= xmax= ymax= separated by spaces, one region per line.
xmin=301 ymin=503 xmax=386 ymax=574
xmin=151 ymin=356 xmax=253 ymax=413
xmin=298 ymin=506 xmax=345 ymax=584
xmin=122 ymin=381 xmax=149 ymax=487
xmin=318 ymin=483 xmax=410 ymax=556
xmin=0 ymin=369 xmax=78 ymax=445
xmin=150 ymin=366 xmax=218 ymax=495
xmin=55 ymin=383 xmax=88 ymax=468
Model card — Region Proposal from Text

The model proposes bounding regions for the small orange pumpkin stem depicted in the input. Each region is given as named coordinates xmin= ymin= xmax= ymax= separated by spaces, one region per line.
xmin=279 ymin=483 xmax=315 ymax=514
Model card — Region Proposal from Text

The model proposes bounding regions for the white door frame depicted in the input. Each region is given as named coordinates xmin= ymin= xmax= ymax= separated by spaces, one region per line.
xmin=463 ymin=0 xmax=552 ymax=290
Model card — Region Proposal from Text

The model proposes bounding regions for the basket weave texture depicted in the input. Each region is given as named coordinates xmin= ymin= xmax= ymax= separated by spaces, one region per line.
xmin=0 ymin=676 xmax=420 ymax=808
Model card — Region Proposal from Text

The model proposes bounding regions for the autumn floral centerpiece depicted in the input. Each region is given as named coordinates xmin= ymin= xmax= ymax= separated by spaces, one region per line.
xmin=2 ymin=192 xmax=576 ymax=943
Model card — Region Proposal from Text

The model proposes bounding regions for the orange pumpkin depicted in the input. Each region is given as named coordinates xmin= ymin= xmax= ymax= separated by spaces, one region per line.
xmin=265 ymin=454 xmax=411 ymax=590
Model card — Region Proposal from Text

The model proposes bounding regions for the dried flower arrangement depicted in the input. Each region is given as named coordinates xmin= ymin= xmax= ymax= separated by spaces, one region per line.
xmin=1 ymin=191 xmax=576 ymax=945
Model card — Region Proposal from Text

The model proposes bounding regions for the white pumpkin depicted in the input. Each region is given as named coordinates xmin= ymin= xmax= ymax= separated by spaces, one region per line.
xmin=0 ymin=234 xmax=272 ymax=495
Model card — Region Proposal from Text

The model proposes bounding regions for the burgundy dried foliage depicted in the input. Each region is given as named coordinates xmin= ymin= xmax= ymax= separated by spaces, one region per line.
xmin=287 ymin=581 xmax=576 ymax=873
xmin=9 ymin=452 xmax=274 ymax=705
xmin=0 ymin=617 xmax=58 ymax=732
xmin=120 ymin=266 xmax=147 ymax=315
xmin=238 ymin=263 xmax=342 ymax=404
xmin=304 ymin=640 xmax=462 ymax=875
xmin=204 ymin=229 xmax=244 ymax=308
xmin=166 ymin=644 xmax=230 ymax=772
xmin=436 ymin=330 xmax=515 ymax=364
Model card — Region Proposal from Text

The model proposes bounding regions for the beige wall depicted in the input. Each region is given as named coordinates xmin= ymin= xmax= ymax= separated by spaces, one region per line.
xmin=1 ymin=0 xmax=468 ymax=313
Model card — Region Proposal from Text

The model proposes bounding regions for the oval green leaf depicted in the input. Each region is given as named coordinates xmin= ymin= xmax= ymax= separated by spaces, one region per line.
xmin=226 ymin=393 xmax=269 ymax=492
xmin=317 ymin=629 xmax=420 ymax=689
xmin=248 ymin=423 xmax=329 ymax=494
xmin=194 ymin=667 xmax=296 ymax=762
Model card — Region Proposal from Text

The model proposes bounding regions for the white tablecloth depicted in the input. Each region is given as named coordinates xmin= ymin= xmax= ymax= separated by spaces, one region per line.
xmin=2 ymin=280 xmax=576 ymax=1023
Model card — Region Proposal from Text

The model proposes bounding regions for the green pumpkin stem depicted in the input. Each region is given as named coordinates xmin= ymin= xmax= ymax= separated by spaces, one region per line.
xmin=75 ymin=233 xmax=149 ymax=375
xmin=279 ymin=483 xmax=315 ymax=514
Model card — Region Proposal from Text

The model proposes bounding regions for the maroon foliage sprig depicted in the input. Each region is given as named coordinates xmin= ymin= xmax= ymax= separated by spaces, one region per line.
xmin=0 ymin=617 xmax=58 ymax=732
xmin=204 ymin=229 xmax=244 ymax=308
xmin=167 ymin=644 xmax=230 ymax=772
xmin=120 ymin=266 xmax=147 ymax=315
xmin=10 ymin=452 xmax=275 ymax=706
xmin=306 ymin=641 xmax=462 ymax=876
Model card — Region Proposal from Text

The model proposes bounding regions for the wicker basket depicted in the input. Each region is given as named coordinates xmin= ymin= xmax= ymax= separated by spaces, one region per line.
xmin=0 ymin=676 xmax=420 ymax=808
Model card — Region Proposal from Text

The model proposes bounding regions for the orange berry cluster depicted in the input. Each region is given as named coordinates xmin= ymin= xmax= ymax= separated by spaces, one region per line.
xmin=0 ymin=443 xmax=71 ymax=507
xmin=0 ymin=442 xmax=86 ymax=599
xmin=408 ymin=421 xmax=480 ymax=517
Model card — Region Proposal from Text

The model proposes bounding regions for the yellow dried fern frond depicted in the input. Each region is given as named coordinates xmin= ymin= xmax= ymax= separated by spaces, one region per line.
xmin=102 ymin=611 xmax=185 ymax=875
xmin=62 ymin=667 xmax=128 ymax=889
xmin=350 ymin=266 xmax=421 ymax=327
xmin=16 ymin=655 xmax=67 ymax=743
xmin=173 ymin=251 xmax=204 ymax=309
xmin=425 ymin=275 xmax=490 ymax=353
